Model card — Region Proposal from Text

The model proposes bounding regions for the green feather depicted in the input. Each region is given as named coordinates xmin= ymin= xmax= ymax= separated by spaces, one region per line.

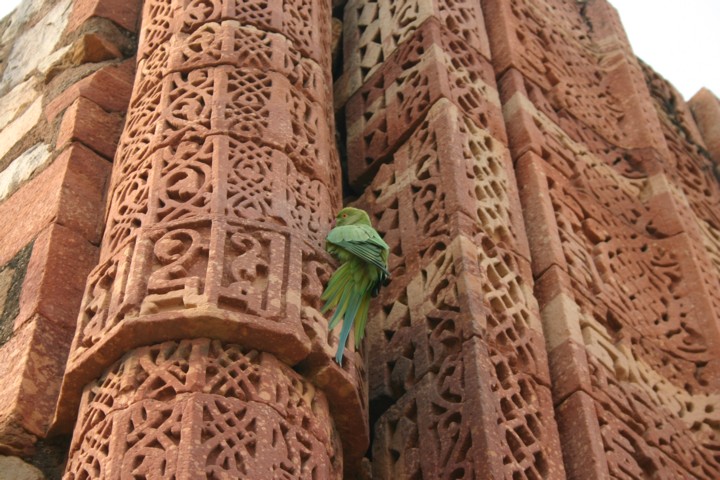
xmin=322 ymin=208 xmax=391 ymax=364
xmin=354 ymin=293 xmax=371 ymax=345
xmin=321 ymin=263 xmax=351 ymax=313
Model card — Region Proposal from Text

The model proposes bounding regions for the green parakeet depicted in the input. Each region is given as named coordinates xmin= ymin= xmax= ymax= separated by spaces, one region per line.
xmin=321 ymin=207 xmax=390 ymax=364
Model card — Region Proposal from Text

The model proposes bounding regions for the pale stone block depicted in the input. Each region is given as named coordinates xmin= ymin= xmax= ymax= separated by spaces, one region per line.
xmin=0 ymin=143 xmax=51 ymax=202
xmin=0 ymin=97 xmax=43 ymax=162
xmin=0 ymin=0 xmax=72 ymax=91
xmin=0 ymin=455 xmax=44 ymax=480
xmin=0 ymin=0 xmax=45 ymax=45
xmin=0 ymin=79 xmax=39 ymax=131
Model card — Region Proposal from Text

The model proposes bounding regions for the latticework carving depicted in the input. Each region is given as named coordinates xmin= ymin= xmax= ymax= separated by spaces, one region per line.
xmin=59 ymin=0 xmax=369 ymax=477
xmin=65 ymin=340 xmax=341 ymax=479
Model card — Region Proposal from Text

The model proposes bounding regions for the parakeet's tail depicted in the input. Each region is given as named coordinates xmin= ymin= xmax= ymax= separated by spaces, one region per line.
xmin=320 ymin=262 xmax=372 ymax=364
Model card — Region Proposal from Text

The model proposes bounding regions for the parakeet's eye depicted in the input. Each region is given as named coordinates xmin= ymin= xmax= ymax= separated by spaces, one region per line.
xmin=342 ymin=214 xmax=347 ymax=218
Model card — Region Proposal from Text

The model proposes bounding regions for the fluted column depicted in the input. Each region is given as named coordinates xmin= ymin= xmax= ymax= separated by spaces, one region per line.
xmin=54 ymin=0 xmax=368 ymax=477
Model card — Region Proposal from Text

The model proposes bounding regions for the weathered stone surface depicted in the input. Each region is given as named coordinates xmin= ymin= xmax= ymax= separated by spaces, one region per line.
xmin=0 ymin=78 xmax=39 ymax=132
xmin=0 ymin=0 xmax=46 ymax=46
xmin=0 ymin=244 xmax=32 ymax=348
xmin=0 ymin=317 xmax=73 ymax=455
xmin=64 ymin=340 xmax=341 ymax=479
xmin=345 ymin=18 xmax=506 ymax=187
xmin=70 ymin=33 xmax=123 ymax=65
xmin=0 ymin=0 xmax=73 ymax=92
xmin=44 ymin=61 xmax=135 ymax=123
xmin=56 ymin=97 xmax=123 ymax=160
xmin=484 ymin=0 xmax=665 ymax=152
xmin=0 ymin=143 xmax=50 ymax=203
xmin=372 ymin=339 xmax=563 ymax=479
xmin=59 ymin=0 xmax=361 ymax=477
xmin=689 ymin=88 xmax=720 ymax=164
xmin=0 ymin=143 xmax=110 ymax=266
xmin=0 ymin=97 xmax=42 ymax=163
xmin=345 ymin=10 xmax=564 ymax=472
xmin=490 ymin=2 xmax=720 ymax=478
xmin=339 ymin=0 xmax=492 ymax=106
xmin=0 ymin=0 xmax=716 ymax=477
xmin=67 ymin=0 xmax=142 ymax=33
xmin=0 ymin=455 xmax=45 ymax=480
xmin=0 ymin=271 xmax=16 ymax=324
xmin=555 ymin=391 xmax=608 ymax=480
xmin=16 ymin=224 xmax=98 ymax=332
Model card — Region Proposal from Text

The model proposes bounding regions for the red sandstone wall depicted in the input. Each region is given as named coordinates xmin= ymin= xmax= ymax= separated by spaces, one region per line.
xmin=0 ymin=0 xmax=140 ymax=475
xmin=338 ymin=0 xmax=720 ymax=478
xmin=0 ymin=0 xmax=717 ymax=478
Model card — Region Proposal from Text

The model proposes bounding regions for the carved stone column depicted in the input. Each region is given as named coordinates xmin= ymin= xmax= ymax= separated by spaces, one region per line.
xmin=55 ymin=0 xmax=368 ymax=477
xmin=339 ymin=1 xmax=566 ymax=478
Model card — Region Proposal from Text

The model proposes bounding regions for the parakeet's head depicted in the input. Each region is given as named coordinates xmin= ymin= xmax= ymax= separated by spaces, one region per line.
xmin=335 ymin=207 xmax=372 ymax=226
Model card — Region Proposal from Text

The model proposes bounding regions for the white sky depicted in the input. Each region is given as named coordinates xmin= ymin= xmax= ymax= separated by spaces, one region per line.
xmin=0 ymin=0 xmax=717 ymax=100
xmin=610 ymin=0 xmax=720 ymax=100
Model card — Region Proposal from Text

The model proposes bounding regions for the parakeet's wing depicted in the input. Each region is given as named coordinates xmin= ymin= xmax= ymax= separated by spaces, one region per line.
xmin=326 ymin=224 xmax=389 ymax=274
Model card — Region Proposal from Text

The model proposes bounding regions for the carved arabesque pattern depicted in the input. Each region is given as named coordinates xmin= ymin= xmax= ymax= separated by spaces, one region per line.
xmin=177 ymin=0 xmax=332 ymax=70
xmin=642 ymin=65 xmax=720 ymax=330
xmin=484 ymin=0 xmax=663 ymax=151
xmin=485 ymin=0 xmax=720 ymax=478
xmin=353 ymin=95 xmax=562 ymax=477
xmin=587 ymin=349 xmax=720 ymax=478
xmin=341 ymin=0 xmax=491 ymax=104
xmin=346 ymin=19 xmax=505 ymax=186
xmin=503 ymin=93 xmax=657 ymax=233
xmin=547 ymin=171 xmax=717 ymax=384
xmin=63 ymin=0 xmax=356 ymax=476
xmin=66 ymin=340 xmax=341 ymax=479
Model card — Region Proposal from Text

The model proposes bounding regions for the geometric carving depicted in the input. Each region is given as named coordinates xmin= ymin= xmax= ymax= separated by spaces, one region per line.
xmin=105 ymin=69 xmax=338 ymax=253
xmin=175 ymin=0 xmax=332 ymax=70
xmin=484 ymin=0 xmax=664 ymax=151
xmin=341 ymin=0 xmax=492 ymax=105
xmin=494 ymin=1 xmax=720 ymax=477
xmin=353 ymin=93 xmax=563 ymax=478
xmin=65 ymin=340 xmax=341 ymax=479
xmin=372 ymin=336 xmax=559 ymax=480
xmin=357 ymin=99 xmax=528 ymax=277
xmin=59 ymin=0 xmax=358 ymax=475
xmin=346 ymin=19 xmax=505 ymax=186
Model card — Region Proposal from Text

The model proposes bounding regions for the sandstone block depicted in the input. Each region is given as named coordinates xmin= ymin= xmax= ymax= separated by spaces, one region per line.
xmin=0 ymin=97 xmax=42 ymax=162
xmin=0 ymin=455 xmax=44 ymax=480
xmin=516 ymin=151 xmax=567 ymax=276
xmin=0 ymin=78 xmax=39 ymax=132
xmin=346 ymin=19 xmax=505 ymax=187
xmin=0 ymin=317 xmax=73 ymax=455
xmin=372 ymin=338 xmax=564 ymax=479
xmin=0 ymin=0 xmax=72 ymax=91
xmin=16 ymin=224 xmax=99 ymax=332
xmin=56 ymin=97 xmax=123 ymax=160
xmin=547 ymin=338 xmax=592 ymax=405
xmin=147 ymin=21 xmax=333 ymax=106
xmin=555 ymin=391 xmax=609 ymax=479
xmin=341 ymin=0 xmax=491 ymax=104
xmin=0 ymin=144 xmax=51 ymax=204
xmin=689 ymin=88 xmax=720 ymax=163
xmin=0 ymin=143 xmax=111 ymax=266
xmin=67 ymin=0 xmax=141 ymax=33
xmin=44 ymin=61 xmax=135 ymax=123
xmin=70 ymin=33 xmax=123 ymax=64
